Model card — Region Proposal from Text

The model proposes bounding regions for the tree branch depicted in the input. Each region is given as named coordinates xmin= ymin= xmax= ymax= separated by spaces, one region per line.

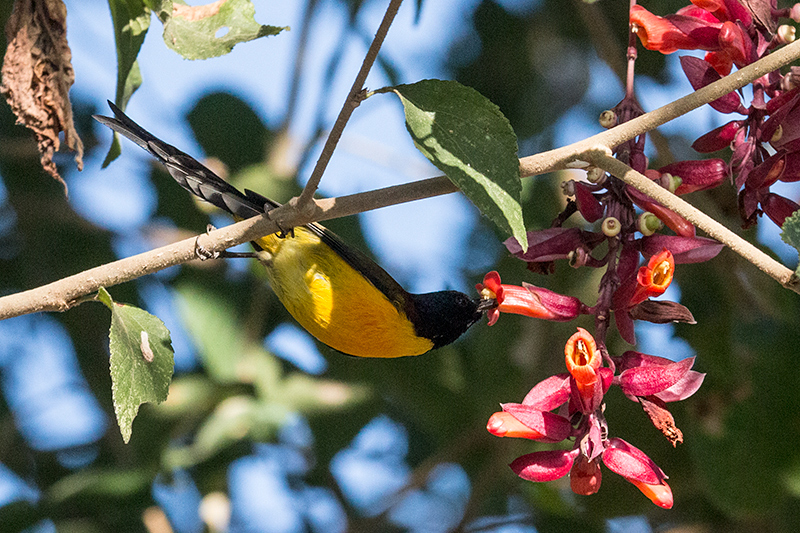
xmin=590 ymin=149 xmax=799 ymax=292
xmin=2 ymin=38 xmax=800 ymax=319
xmin=518 ymin=38 xmax=800 ymax=178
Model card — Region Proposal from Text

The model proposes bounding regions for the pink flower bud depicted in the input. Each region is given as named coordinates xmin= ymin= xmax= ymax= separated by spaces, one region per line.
xmin=691 ymin=120 xmax=742 ymax=153
xmin=510 ymin=449 xmax=577 ymax=482
xmin=658 ymin=158 xmax=728 ymax=194
xmin=762 ymin=193 xmax=800 ymax=227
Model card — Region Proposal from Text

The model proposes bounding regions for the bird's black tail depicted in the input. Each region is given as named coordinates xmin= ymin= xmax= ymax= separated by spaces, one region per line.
xmin=93 ymin=101 xmax=276 ymax=219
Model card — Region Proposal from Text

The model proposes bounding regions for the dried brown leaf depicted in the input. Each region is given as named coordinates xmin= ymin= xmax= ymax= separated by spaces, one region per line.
xmin=1 ymin=0 xmax=84 ymax=194
xmin=640 ymin=395 xmax=684 ymax=447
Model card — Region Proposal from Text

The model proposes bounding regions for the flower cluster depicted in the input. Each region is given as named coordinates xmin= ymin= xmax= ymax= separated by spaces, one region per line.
xmin=472 ymin=0 xmax=800 ymax=509
xmin=485 ymin=327 xmax=704 ymax=508
xmin=477 ymin=249 xmax=704 ymax=506
xmin=631 ymin=0 xmax=800 ymax=228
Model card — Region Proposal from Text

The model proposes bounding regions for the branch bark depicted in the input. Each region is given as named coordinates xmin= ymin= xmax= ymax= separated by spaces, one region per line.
xmin=2 ymin=38 xmax=800 ymax=319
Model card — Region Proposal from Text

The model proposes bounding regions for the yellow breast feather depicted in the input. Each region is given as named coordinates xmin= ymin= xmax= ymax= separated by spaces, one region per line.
xmin=257 ymin=228 xmax=433 ymax=358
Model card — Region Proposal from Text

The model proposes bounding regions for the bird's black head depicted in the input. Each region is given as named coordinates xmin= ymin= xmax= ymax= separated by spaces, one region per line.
xmin=407 ymin=290 xmax=494 ymax=349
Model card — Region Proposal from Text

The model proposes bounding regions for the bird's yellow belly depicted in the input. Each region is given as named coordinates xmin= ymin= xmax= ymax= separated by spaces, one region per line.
xmin=256 ymin=231 xmax=433 ymax=358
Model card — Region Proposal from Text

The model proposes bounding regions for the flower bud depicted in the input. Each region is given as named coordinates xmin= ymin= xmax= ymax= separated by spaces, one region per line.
xmin=487 ymin=412 xmax=544 ymax=439
xmin=657 ymin=159 xmax=728 ymax=194
xmin=628 ymin=189 xmax=696 ymax=237
xmin=586 ymin=166 xmax=606 ymax=184
xmin=791 ymin=4 xmax=800 ymax=23
xmin=771 ymin=124 xmax=784 ymax=143
xmin=638 ymin=212 xmax=662 ymax=236
xmin=777 ymin=24 xmax=796 ymax=45
xmin=762 ymin=193 xmax=800 ymax=227
xmin=602 ymin=217 xmax=621 ymax=237
xmin=692 ymin=120 xmax=742 ymax=153
xmin=599 ymin=109 xmax=617 ymax=129
xmin=570 ymin=455 xmax=602 ymax=495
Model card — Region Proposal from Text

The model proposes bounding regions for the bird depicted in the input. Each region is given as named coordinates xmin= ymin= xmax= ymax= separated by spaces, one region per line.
xmin=94 ymin=101 xmax=492 ymax=358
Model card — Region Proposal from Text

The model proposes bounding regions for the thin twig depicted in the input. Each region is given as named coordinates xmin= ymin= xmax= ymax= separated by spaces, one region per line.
xmin=283 ymin=0 xmax=404 ymax=218
xmin=590 ymin=150 xmax=799 ymax=292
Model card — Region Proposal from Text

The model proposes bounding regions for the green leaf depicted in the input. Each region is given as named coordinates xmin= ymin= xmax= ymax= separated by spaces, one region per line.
xmin=780 ymin=208 xmax=800 ymax=277
xmin=98 ymin=288 xmax=174 ymax=443
xmin=102 ymin=0 xmax=151 ymax=166
xmin=389 ymin=79 xmax=527 ymax=250
xmin=153 ymin=0 xmax=288 ymax=60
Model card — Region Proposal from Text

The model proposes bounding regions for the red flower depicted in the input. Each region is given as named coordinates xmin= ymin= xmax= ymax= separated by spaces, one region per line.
xmin=629 ymin=249 xmax=675 ymax=307
xmin=630 ymin=5 xmax=709 ymax=54
xmin=476 ymin=271 xmax=583 ymax=326
xmin=564 ymin=328 xmax=602 ymax=404
xmin=507 ymin=437 xmax=673 ymax=508
xmin=630 ymin=2 xmax=753 ymax=76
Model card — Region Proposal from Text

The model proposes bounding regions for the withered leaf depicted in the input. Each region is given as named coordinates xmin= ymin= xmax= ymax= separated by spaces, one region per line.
xmin=1 ymin=0 xmax=84 ymax=194
xmin=630 ymin=299 xmax=696 ymax=324
xmin=640 ymin=395 xmax=684 ymax=447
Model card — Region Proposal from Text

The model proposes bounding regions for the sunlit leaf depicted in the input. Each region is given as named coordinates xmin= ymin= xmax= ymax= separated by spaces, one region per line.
xmin=98 ymin=287 xmax=174 ymax=443
xmin=389 ymin=79 xmax=527 ymax=250
xmin=154 ymin=0 xmax=287 ymax=60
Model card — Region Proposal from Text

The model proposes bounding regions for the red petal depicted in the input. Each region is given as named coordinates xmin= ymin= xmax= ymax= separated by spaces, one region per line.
xmin=510 ymin=450 xmax=576 ymax=482
xmin=629 ymin=479 xmax=674 ymax=509
xmin=522 ymin=373 xmax=571 ymax=410
xmin=574 ymin=181 xmax=604 ymax=222
xmin=602 ymin=439 xmax=664 ymax=484
xmin=655 ymin=370 xmax=706 ymax=402
xmin=501 ymin=404 xmax=572 ymax=443
xmin=762 ymin=193 xmax=800 ymax=227
xmin=620 ymin=357 xmax=696 ymax=397
xmin=692 ymin=120 xmax=742 ymax=152
xmin=639 ymin=235 xmax=724 ymax=263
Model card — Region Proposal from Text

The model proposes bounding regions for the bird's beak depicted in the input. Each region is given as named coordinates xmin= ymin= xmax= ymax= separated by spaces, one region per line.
xmin=475 ymin=296 xmax=498 ymax=313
